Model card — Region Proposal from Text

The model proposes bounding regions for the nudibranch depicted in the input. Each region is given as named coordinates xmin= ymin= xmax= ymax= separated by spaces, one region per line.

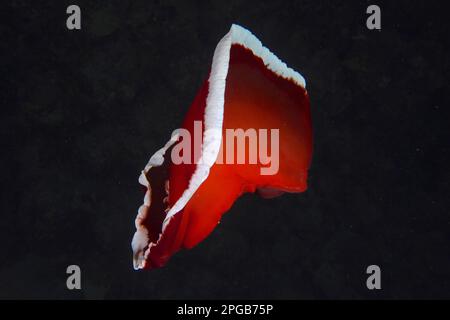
xmin=132 ymin=24 xmax=312 ymax=269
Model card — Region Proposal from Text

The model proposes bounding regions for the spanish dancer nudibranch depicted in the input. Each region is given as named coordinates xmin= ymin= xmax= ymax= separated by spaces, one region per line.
xmin=132 ymin=24 xmax=313 ymax=269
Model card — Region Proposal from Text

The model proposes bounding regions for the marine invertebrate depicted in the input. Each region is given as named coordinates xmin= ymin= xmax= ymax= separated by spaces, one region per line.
xmin=132 ymin=24 xmax=312 ymax=269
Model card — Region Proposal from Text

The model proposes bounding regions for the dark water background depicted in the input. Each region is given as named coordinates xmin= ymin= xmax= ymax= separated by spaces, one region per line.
xmin=1 ymin=0 xmax=449 ymax=299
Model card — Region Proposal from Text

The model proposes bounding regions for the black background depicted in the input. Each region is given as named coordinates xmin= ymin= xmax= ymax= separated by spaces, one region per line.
xmin=1 ymin=0 xmax=449 ymax=299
